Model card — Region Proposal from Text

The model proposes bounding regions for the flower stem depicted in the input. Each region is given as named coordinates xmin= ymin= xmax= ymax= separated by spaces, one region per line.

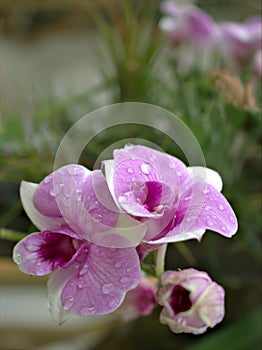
xmin=155 ymin=244 xmax=167 ymax=278
xmin=0 ymin=228 xmax=27 ymax=242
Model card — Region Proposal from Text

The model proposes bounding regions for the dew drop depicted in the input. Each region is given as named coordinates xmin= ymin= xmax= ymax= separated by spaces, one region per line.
xmin=43 ymin=175 xmax=52 ymax=184
xmin=49 ymin=188 xmax=55 ymax=197
xmin=63 ymin=297 xmax=74 ymax=310
xmin=102 ymin=283 xmax=114 ymax=294
xmin=14 ymin=253 xmax=22 ymax=264
xmin=207 ymin=220 xmax=214 ymax=226
xmin=109 ymin=298 xmax=118 ymax=308
xmin=127 ymin=168 xmax=134 ymax=174
xmin=67 ymin=166 xmax=83 ymax=176
xmin=120 ymin=276 xmax=130 ymax=284
xmin=169 ymin=162 xmax=176 ymax=169
xmin=80 ymin=305 xmax=96 ymax=315
xmin=183 ymin=196 xmax=191 ymax=201
xmin=205 ymin=206 xmax=211 ymax=211
xmin=126 ymin=268 xmax=131 ymax=273
xmin=218 ymin=204 xmax=224 ymax=211
xmin=202 ymin=189 xmax=209 ymax=194
xmin=115 ymin=261 xmax=123 ymax=269
xmin=230 ymin=216 xmax=235 ymax=223
xmin=78 ymin=278 xmax=86 ymax=289
xmin=221 ymin=226 xmax=227 ymax=232
xmin=140 ymin=163 xmax=151 ymax=175
xmin=79 ymin=264 xmax=89 ymax=276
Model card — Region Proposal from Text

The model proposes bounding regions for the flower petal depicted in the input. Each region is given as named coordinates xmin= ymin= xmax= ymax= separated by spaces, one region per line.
xmin=49 ymin=165 xmax=145 ymax=248
xmin=20 ymin=181 xmax=64 ymax=231
xmin=54 ymin=244 xmax=141 ymax=316
xmin=12 ymin=229 xmax=82 ymax=276
xmin=149 ymin=183 xmax=237 ymax=244
xmin=187 ymin=167 xmax=223 ymax=192
xmin=47 ymin=268 xmax=74 ymax=324
xmin=105 ymin=145 xmax=186 ymax=216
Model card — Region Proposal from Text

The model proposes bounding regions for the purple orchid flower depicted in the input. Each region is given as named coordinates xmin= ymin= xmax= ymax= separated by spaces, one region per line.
xmin=158 ymin=269 xmax=225 ymax=334
xmin=104 ymin=145 xmax=238 ymax=252
xmin=13 ymin=165 xmax=141 ymax=323
xmin=216 ymin=16 xmax=262 ymax=68
xmin=159 ymin=1 xmax=218 ymax=49
xmin=114 ymin=275 xmax=158 ymax=321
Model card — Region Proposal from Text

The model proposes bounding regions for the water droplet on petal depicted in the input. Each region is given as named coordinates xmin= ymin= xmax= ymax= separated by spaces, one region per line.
xmin=78 ymin=278 xmax=86 ymax=289
xmin=218 ymin=204 xmax=224 ymax=211
xmin=221 ymin=226 xmax=227 ymax=232
xmin=49 ymin=188 xmax=55 ymax=197
xmin=80 ymin=305 xmax=96 ymax=315
xmin=115 ymin=261 xmax=123 ymax=268
xmin=207 ymin=220 xmax=214 ymax=226
xmin=184 ymin=196 xmax=191 ymax=201
xmin=67 ymin=166 xmax=83 ymax=176
xmin=14 ymin=253 xmax=23 ymax=264
xmin=79 ymin=264 xmax=89 ymax=276
xmin=127 ymin=167 xmax=134 ymax=174
xmin=43 ymin=175 xmax=52 ymax=184
xmin=108 ymin=298 xmax=118 ymax=308
xmin=141 ymin=163 xmax=151 ymax=175
xmin=230 ymin=216 xmax=235 ymax=223
xmin=102 ymin=283 xmax=114 ymax=294
xmin=63 ymin=297 xmax=74 ymax=310
xmin=120 ymin=276 xmax=130 ymax=284
xmin=202 ymin=189 xmax=209 ymax=194
xmin=205 ymin=206 xmax=211 ymax=211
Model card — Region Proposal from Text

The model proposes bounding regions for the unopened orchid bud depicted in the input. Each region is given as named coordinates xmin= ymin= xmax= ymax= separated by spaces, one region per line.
xmin=157 ymin=269 xmax=225 ymax=335
xmin=115 ymin=275 xmax=158 ymax=322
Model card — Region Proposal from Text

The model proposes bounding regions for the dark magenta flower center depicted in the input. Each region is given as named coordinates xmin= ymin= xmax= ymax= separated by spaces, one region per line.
xmin=169 ymin=285 xmax=192 ymax=315
xmin=40 ymin=231 xmax=79 ymax=269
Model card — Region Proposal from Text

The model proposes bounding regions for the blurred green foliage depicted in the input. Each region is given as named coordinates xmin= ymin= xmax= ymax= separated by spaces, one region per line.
xmin=0 ymin=0 xmax=261 ymax=349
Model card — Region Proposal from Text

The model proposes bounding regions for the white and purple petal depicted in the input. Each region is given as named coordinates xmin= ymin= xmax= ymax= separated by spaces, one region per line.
xmin=104 ymin=145 xmax=186 ymax=218
xmin=20 ymin=181 xmax=64 ymax=231
xmin=48 ymin=244 xmax=141 ymax=316
xmin=13 ymin=228 xmax=83 ymax=276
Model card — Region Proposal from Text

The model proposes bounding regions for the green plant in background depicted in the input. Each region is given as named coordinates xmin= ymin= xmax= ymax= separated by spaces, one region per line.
xmin=0 ymin=0 xmax=261 ymax=349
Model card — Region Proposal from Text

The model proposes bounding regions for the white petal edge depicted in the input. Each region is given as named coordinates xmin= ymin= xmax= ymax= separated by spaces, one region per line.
xmin=103 ymin=159 xmax=123 ymax=210
xmin=187 ymin=167 xmax=223 ymax=192
xmin=147 ymin=229 xmax=206 ymax=244
xmin=47 ymin=270 xmax=73 ymax=325
xmin=20 ymin=181 xmax=64 ymax=231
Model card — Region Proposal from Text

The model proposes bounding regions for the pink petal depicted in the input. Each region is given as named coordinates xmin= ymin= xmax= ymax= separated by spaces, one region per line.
xmin=105 ymin=145 xmax=186 ymax=219
xmin=53 ymin=244 xmax=141 ymax=316
xmin=13 ymin=228 xmax=82 ymax=276
xmin=33 ymin=164 xmax=91 ymax=218
xmin=20 ymin=181 xmax=64 ymax=231
xmin=152 ymin=183 xmax=237 ymax=244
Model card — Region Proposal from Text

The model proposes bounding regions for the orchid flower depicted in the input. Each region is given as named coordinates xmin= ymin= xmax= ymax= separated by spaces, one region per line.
xmin=13 ymin=165 xmax=141 ymax=323
xmin=216 ymin=16 xmax=262 ymax=69
xmin=114 ymin=275 xmax=158 ymax=322
xmin=159 ymin=1 xmax=218 ymax=49
xmin=158 ymin=269 xmax=225 ymax=334
xmin=104 ymin=145 xmax=238 ymax=253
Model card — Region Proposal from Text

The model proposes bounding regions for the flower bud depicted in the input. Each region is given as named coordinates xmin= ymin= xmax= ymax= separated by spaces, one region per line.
xmin=115 ymin=275 xmax=158 ymax=322
xmin=157 ymin=268 xmax=225 ymax=334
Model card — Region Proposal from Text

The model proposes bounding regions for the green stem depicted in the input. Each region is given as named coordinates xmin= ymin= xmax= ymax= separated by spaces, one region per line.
xmin=0 ymin=228 xmax=27 ymax=242
xmin=155 ymin=244 xmax=167 ymax=278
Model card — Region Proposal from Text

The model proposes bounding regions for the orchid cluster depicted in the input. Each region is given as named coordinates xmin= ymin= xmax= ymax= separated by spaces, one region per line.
xmin=159 ymin=1 xmax=261 ymax=77
xmin=13 ymin=145 xmax=237 ymax=335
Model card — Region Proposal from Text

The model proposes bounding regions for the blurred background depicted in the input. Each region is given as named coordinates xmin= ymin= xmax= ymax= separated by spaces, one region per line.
xmin=0 ymin=0 xmax=261 ymax=349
